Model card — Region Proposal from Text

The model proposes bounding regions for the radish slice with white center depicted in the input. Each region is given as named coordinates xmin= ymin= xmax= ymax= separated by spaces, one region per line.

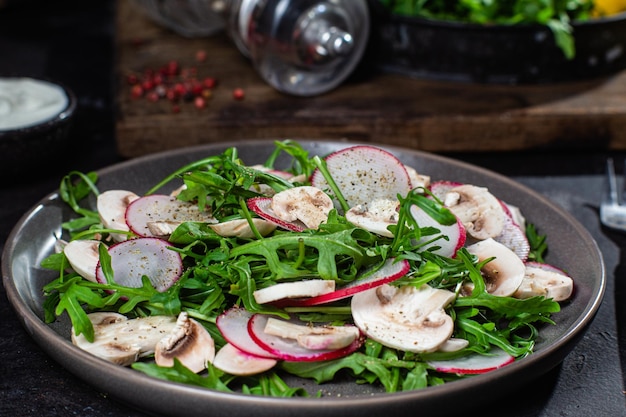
xmin=427 ymin=348 xmax=515 ymax=374
xmin=247 ymin=197 xmax=305 ymax=232
xmin=248 ymin=314 xmax=364 ymax=361
xmin=94 ymin=237 xmax=183 ymax=291
xmin=125 ymin=194 xmax=216 ymax=238
xmin=409 ymin=205 xmax=466 ymax=257
xmin=216 ymin=307 xmax=280 ymax=359
xmin=213 ymin=343 xmax=278 ymax=376
xmin=494 ymin=202 xmax=530 ymax=261
xmin=280 ymin=258 xmax=410 ymax=307
xmin=310 ymin=145 xmax=412 ymax=211
xmin=428 ymin=180 xmax=464 ymax=201
xmin=253 ymin=279 xmax=335 ymax=304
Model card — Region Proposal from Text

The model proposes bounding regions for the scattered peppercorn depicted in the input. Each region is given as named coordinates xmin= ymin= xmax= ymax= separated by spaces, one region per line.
xmin=233 ymin=88 xmax=245 ymax=100
xmin=125 ymin=50 xmax=245 ymax=113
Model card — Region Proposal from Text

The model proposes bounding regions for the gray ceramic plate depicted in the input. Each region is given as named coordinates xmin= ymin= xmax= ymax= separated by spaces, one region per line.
xmin=2 ymin=140 xmax=605 ymax=417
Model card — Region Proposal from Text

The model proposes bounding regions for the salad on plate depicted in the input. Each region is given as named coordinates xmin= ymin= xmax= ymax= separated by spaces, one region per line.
xmin=41 ymin=140 xmax=574 ymax=396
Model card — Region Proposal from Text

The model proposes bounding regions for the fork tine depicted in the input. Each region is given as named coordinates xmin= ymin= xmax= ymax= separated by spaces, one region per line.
xmin=606 ymin=158 xmax=620 ymax=205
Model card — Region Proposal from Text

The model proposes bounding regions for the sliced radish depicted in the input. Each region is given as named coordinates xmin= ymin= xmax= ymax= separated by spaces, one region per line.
xmin=213 ymin=343 xmax=278 ymax=376
xmin=427 ymin=348 xmax=515 ymax=374
xmin=428 ymin=180 xmax=464 ymax=201
xmin=216 ymin=307 xmax=280 ymax=359
xmin=247 ymin=197 xmax=306 ymax=232
xmin=280 ymin=258 xmax=410 ymax=307
xmin=494 ymin=201 xmax=530 ymax=261
xmin=409 ymin=205 xmax=466 ymax=257
xmin=248 ymin=314 xmax=364 ymax=361
xmin=310 ymin=145 xmax=412 ymax=211
xmin=253 ymin=279 xmax=336 ymax=304
xmin=95 ymin=237 xmax=183 ymax=291
xmin=125 ymin=194 xmax=216 ymax=238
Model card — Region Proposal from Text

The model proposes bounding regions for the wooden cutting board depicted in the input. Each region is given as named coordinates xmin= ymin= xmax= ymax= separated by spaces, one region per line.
xmin=115 ymin=0 xmax=626 ymax=158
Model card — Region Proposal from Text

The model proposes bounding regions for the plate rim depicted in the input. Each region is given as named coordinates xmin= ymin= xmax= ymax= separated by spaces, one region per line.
xmin=1 ymin=139 xmax=606 ymax=416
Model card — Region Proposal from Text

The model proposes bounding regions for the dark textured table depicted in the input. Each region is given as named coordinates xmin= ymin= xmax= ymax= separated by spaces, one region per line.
xmin=1 ymin=2 xmax=625 ymax=416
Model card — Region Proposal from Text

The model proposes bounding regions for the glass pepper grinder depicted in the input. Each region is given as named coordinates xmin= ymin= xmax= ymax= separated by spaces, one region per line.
xmin=217 ymin=0 xmax=370 ymax=96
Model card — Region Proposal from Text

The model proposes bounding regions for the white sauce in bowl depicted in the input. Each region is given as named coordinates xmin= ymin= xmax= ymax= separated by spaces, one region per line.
xmin=0 ymin=78 xmax=69 ymax=131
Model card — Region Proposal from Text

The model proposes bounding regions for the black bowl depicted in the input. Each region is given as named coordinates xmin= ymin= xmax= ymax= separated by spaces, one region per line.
xmin=368 ymin=10 xmax=626 ymax=84
xmin=0 ymin=77 xmax=77 ymax=175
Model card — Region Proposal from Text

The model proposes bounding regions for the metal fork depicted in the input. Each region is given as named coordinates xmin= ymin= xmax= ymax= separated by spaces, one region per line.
xmin=600 ymin=158 xmax=626 ymax=231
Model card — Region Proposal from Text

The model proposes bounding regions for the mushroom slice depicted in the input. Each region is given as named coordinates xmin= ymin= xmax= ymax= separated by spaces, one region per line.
xmin=404 ymin=165 xmax=431 ymax=190
xmin=209 ymin=218 xmax=277 ymax=238
xmin=270 ymin=186 xmax=334 ymax=229
xmin=437 ymin=338 xmax=470 ymax=353
xmin=345 ymin=199 xmax=399 ymax=238
xmin=155 ymin=312 xmax=215 ymax=373
xmin=213 ymin=343 xmax=277 ymax=376
xmin=71 ymin=312 xmax=177 ymax=366
xmin=97 ymin=190 xmax=139 ymax=242
xmin=63 ymin=239 xmax=102 ymax=282
xmin=513 ymin=262 xmax=574 ymax=302
xmin=262 ymin=317 xmax=360 ymax=350
xmin=466 ymin=238 xmax=525 ymax=297
xmin=253 ymin=279 xmax=335 ymax=304
xmin=351 ymin=284 xmax=456 ymax=353
xmin=443 ymin=184 xmax=505 ymax=240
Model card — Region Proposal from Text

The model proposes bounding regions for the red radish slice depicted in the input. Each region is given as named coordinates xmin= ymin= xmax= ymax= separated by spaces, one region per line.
xmin=213 ymin=343 xmax=278 ymax=376
xmin=247 ymin=197 xmax=305 ymax=232
xmin=428 ymin=180 xmax=464 ymax=201
xmin=95 ymin=237 xmax=182 ymax=291
xmin=310 ymin=145 xmax=412 ymax=211
xmin=409 ymin=205 xmax=466 ymax=258
xmin=494 ymin=201 xmax=530 ymax=261
xmin=247 ymin=314 xmax=364 ymax=361
xmin=279 ymin=258 xmax=410 ymax=307
xmin=125 ymin=194 xmax=215 ymax=238
xmin=427 ymin=348 xmax=515 ymax=374
xmin=216 ymin=307 xmax=280 ymax=359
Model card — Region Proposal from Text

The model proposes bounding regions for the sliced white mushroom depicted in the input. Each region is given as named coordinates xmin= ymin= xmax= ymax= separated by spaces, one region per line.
xmin=263 ymin=317 xmax=360 ymax=350
xmin=213 ymin=343 xmax=277 ymax=376
xmin=437 ymin=337 xmax=470 ymax=353
xmin=465 ymin=238 xmax=525 ymax=297
xmin=513 ymin=264 xmax=574 ymax=302
xmin=345 ymin=199 xmax=399 ymax=238
xmin=71 ymin=312 xmax=177 ymax=366
xmin=443 ymin=184 xmax=505 ymax=240
xmin=253 ymin=279 xmax=335 ymax=304
xmin=404 ymin=165 xmax=431 ymax=190
xmin=97 ymin=190 xmax=139 ymax=241
xmin=270 ymin=186 xmax=334 ymax=229
xmin=209 ymin=218 xmax=277 ymax=238
xmin=154 ymin=311 xmax=215 ymax=373
xmin=63 ymin=239 xmax=102 ymax=282
xmin=351 ymin=284 xmax=456 ymax=353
